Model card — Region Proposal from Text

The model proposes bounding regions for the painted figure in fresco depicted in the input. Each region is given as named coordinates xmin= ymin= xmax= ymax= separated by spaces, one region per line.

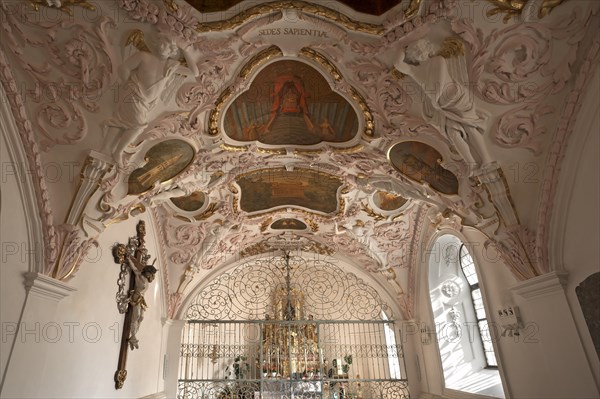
xmin=126 ymin=255 xmax=158 ymax=350
xmin=103 ymin=33 xmax=199 ymax=164
xmin=260 ymin=75 xmax=319 ymax=144
xmin=395 ymin=39 xmax=491 ymax=173
xmin=319 ymin=118 xmax=336 ymax=140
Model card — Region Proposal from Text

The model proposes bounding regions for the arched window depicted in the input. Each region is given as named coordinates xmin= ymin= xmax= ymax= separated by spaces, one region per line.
xmin=459 ymin=244 xmax=497 ymax=368
xmin=428 ymin=235 xmax=504 ymax=397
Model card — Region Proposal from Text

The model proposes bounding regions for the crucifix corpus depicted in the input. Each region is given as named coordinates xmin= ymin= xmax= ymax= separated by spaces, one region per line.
xmin=112 ymin=220 xmax=158 ymax=389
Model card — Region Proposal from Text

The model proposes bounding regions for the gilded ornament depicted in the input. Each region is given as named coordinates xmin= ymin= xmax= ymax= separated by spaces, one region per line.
xmin=126 ymin=30 xmax=151 ymax=53
xmin=163 ymin=0 xmax=178 ymax=12
xmin=240 ymin=241 xmax=273 ymax=258
xmin=539 ymin=0 xmax=568 ymax=18
xmin=437 ymin=37 xmax=465 ymax=59
xmin=485 ymin=0 xmax=568 ymax=23
xmin=239 ymin=46 xmax=283 ymax=80
xmin=113 ymin=244 xmax=127 ymax=264
xmin=349 ymin=88 xmax=374 ymax=137
xmin=361 ymin=203 xmax=386 ymax=222
xmin=404 ymin=0 xmax=422 ymax=18
xmin=332 ymin=144 xmax=364 ymax=154
xmin=194 ymin=202 xmax=220 ymax=221
xmin=220 ymin=143 xmax=250 ymax=152
xmin=257 ymin=148 xmax=287 ymax=155
xmin=209 ymin=87 xmax=232 ymax=136
xmin=115 ymin=369 xmax=127 ymax=389
xmin=306 ymin=219 xmax=319 ymax=232
xmin=300 ymin=48 xmax=342 ymax=82
xmin=260 ymin=217 xmax=274 ymax=232
xmin=391 ymin=69 xmax=406 ymax=81
xmin=194 ymin=1 xmax=384 ymax=35
xmin=293 ymin=148 xmax=323 ymax=155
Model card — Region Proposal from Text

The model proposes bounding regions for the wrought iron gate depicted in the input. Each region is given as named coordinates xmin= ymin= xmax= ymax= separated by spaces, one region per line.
xmin=178 ymin=255 xmax=410 ymax=398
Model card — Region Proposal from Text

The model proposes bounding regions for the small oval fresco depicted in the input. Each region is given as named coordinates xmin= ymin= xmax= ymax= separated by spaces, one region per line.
xmin=388 ymin=141 xmax=459 ymax=195
xmin=127 ymin=140 xmax=195 ymax=195
xmin=223 ymin=60 xmax=359 ymax=146
xmin=372 ymin=190 xmax=408 ymax=211
xmin=170 ymin=191 xmax=206 ymax=212
xmin=271 ymin=218 xmax=308 ymax=230
xmin=236 ymin=168 xmax=342 ymax=214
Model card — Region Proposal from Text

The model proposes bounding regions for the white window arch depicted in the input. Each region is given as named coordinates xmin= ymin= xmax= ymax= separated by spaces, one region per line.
xmin=427 ymin=234 xmax=504 ymax=397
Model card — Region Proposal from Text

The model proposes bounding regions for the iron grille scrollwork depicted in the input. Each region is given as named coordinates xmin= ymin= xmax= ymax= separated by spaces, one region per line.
xmin=179 ymin=255 xmax=409 ymax=398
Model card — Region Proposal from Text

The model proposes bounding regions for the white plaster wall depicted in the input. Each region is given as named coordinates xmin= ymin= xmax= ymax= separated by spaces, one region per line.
xmin=1 ymin=215 xmax=167 ymax=398
xmin=43 ymin=216 xmax=166 ymax=398
xmin=561 ymin=68 xmax=600 ymax=390
xmin=0 ymin=128 xmax=32 ymax=388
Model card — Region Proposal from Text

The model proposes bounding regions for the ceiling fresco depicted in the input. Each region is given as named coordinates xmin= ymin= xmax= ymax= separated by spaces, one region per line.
xmin=236 ymin=168 xmax=343 ymax=215
xmin=1 ymin=0 xmax=598 ymax=320
xmin=127 ymin=140 xmax=195 ymax=195
xmin=271 ymin=218 xmax=308 ymax=230
xmin=372 ymin=191 xmax=408 ymax=212
xmin=388 ymin=141 xmax=459 ymax=195
xmin=223 ymin=60 xmax=359 ymax=146
xmin=170 ymin=191 xmax=206 ymax=212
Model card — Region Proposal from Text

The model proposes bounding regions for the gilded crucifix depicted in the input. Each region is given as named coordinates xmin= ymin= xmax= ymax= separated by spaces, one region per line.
xmin=112 ymin=220 xmax=158 ymax=389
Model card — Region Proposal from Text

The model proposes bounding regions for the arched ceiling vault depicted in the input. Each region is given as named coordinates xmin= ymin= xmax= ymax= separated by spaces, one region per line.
xmin=1 ymin=0 xmax=598 ymax=319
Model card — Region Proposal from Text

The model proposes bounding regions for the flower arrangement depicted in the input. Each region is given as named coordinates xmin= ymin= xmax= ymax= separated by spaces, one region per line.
xmin=342 ymin=355 xmax=353 ymax=374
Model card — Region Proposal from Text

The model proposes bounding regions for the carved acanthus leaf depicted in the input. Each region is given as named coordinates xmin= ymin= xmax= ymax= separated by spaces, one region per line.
xmin=45 ymin=224 xmax=99 ymax=281
xmin=485 ymin=225 xmax=543 ymax=280
xmin=347 ymin=59 xmax=412 ymax=136
xmin=0 ymin=3 xmax=117 ymax=150
xmin=495 ymin=103 xmax=554 ymax=154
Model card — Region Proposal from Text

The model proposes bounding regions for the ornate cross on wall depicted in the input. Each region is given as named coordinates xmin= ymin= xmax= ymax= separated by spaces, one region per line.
xmin=111 ymin=220 xmax=158 ymax=389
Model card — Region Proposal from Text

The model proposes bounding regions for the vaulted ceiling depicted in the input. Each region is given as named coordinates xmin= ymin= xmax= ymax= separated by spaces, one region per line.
xmin=1 ymin=0 xmax=598 ymax=319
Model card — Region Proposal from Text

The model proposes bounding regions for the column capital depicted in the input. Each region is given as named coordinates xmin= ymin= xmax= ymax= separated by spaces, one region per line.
xmin=511 ymin=271 xmax=568 ymax=299
xmin=23 ymin=272 xmax=77 ymax=302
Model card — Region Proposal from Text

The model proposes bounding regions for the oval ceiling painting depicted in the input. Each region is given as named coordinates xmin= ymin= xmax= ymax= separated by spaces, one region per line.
xmin=372 ymin=190 xmax=408 ymax=211
xmin=127 ymin=140 xmax=195 ymax=195
xmin=388 ymin=141 xmax=459 ymax=195
xmin=170 ymin=191 xmax=206 ymax=212
xmin=223 ymin=60 xmax=359 ymax=146
xmin=271 ymin=218 xmax=308 ymax=230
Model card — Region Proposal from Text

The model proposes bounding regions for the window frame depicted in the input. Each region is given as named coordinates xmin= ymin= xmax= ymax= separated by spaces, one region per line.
xmin=458 ymin=244 xmax=498 ymax=369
